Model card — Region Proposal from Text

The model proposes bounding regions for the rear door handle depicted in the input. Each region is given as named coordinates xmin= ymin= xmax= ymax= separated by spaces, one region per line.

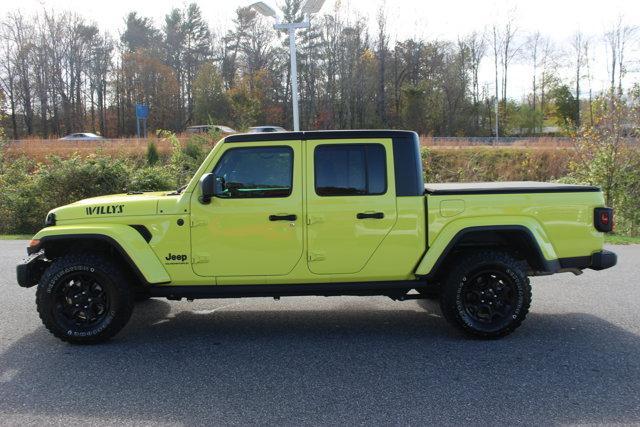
xmin=356 ymin=212 xmax=384 ymax=219
xmin=269 ymin=214 xmax=297 ymax=221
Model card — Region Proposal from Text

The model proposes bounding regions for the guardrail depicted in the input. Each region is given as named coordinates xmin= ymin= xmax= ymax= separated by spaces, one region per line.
xmin=419 ymin=136 xmax=574 ymax=147
xmin=420 ymin=136 xmax=639 ymax=146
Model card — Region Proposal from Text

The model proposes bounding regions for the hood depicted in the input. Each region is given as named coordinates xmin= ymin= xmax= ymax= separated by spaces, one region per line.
xmin=50 ymin=191 xmax=172 ymax=221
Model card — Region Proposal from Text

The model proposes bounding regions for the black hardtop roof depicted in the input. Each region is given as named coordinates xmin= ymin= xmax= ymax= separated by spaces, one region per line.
xmin=224 ymin=129 xmax=417 ymax=143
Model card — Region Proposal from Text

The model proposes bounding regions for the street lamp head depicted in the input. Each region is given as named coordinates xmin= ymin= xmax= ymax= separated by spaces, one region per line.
xmin=249 ymin=1 xmax=277 ymax=18
xmin=301 ymin=0 xmax=326 ymax=14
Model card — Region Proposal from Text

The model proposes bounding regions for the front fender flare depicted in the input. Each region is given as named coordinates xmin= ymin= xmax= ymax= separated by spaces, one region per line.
xmin=33 ymin=224 xmax=171 ymax=285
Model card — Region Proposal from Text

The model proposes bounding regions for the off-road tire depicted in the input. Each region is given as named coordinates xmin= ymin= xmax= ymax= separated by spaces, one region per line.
xmin=134 ymin=290 xmax=151 ymax=302
xmin=36 ymin=253 xmax=134 ymax=344
xmin=439 ymin=250 xmax=531 ymax=339
xmin=416 ymin=288 xmax=440 ymax=300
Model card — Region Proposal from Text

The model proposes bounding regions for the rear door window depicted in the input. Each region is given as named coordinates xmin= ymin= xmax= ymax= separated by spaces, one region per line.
xmin=314 ymin=144 xmax=387 ymax=196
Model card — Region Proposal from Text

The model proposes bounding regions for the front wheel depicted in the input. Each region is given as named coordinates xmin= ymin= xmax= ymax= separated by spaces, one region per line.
xmin=36 ymin=254 xmax=134 ymax=344
xmin=439 ymin=251 xmax=531 ymax=339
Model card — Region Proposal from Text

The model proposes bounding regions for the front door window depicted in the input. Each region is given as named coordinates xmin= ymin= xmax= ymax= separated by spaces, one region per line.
xmin=213 ymin=147 xmax=293 ymax=198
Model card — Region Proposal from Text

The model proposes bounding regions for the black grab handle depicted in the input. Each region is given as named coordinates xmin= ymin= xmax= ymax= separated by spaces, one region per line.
xmin=269 ymin=214 xmax=297 ymax=221
xmin=356 ymin=212 xmax=384 ymax=219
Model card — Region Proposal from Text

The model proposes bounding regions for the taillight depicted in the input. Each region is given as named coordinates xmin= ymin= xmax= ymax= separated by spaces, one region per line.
xmin=594 ymin=207 xmax=614 ymax=233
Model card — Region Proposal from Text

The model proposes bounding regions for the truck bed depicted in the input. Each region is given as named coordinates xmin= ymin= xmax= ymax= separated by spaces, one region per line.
xmin=424 ymin=181 xmax=600 ymax=196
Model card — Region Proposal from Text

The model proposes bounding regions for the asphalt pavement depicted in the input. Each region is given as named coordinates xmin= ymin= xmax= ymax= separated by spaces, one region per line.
xmin=1 ymin=240 xmax=639 ymax=426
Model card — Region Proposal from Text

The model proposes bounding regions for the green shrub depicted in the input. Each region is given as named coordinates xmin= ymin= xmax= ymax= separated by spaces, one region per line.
xmin=146 ymin=141 xmax=159 ymax=166
xmin=36 ymin=155 xmax=130 ymax=208
xmin=0 ymin=157 xmax=41 ymax=233
xmin=168 ymin=133 xmax=208 ymax=187
xmin=570 ymin=145 xmax=640 ymax=236
xmin=183 ymin=140 xmax=204 ymax=162
xmin=1 ymin=155 xmax=184 ymax=233
xmin=128 ymin=166 xmax=176 ymax=192
xmin=567 ymin=92 xmax=640 ymax=236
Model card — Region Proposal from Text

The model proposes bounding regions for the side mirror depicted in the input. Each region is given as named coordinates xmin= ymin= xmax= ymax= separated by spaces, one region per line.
xmin=199 ymin=173 xmax=215 ymax=204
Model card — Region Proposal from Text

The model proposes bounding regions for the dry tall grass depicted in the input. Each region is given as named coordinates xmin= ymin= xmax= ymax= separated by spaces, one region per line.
xmin=3 ymin=135 xmax=575 ymax=162
xmin=2 ymin=137 xmax=195 ymax=162
xmin=4 ymin=139 xmax=171 ymax=161
xmin=423 ymin=147 xmax=573 ymax=182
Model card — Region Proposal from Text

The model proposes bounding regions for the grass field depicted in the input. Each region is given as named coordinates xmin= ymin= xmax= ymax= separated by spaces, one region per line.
xmin=604 ymin=234 xmax=640 ymax=245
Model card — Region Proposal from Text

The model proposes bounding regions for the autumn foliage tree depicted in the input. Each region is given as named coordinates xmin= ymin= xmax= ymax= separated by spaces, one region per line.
xmin=0 ymin=4 xmax=638 ymax=138
xmin=115 ymin=52 xmax=180 ymax=133
xmin=193 ymin=62 xmax=231 ymax=125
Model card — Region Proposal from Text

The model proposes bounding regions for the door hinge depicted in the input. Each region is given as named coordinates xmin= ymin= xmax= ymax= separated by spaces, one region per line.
xmin=191 ymin=218 xmax=208 ymax=227
xmin=308 ymin=252 xmax=326 ymax=262
xmin=191 ymin=255 xmax=210 ymax=264
xmin=307 ymin=215 xmax=324 ymax=225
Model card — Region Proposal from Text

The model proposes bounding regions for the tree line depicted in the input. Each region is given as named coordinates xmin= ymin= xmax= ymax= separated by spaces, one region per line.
xmin=0 ymin=1 xmax=638 ymax=139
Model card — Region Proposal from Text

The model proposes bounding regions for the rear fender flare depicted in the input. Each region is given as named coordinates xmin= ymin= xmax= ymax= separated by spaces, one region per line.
xmin=415 ymin=219 xmax=558 ymax=277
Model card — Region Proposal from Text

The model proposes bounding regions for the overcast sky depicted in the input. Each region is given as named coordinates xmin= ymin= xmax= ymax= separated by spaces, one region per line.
xmin=2 ymin=0 xmax=639 ymax=97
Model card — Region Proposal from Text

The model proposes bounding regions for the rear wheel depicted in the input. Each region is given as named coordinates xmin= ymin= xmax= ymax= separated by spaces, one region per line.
xmin=36 ymin=254 xmax=134 ymax=344
xmin=439 ymin=251 xmax=531 ymax=338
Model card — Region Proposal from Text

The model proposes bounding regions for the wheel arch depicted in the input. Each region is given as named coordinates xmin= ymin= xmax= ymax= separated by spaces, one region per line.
xmin=416 ymin=225 xmax=560 ymax=279
xmin=34 ymin=226 xmax=171 ymax=285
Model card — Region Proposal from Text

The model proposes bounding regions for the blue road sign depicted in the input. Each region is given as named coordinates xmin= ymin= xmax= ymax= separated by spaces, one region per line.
xmin=136 ymin=104 xmax=149 ymax=119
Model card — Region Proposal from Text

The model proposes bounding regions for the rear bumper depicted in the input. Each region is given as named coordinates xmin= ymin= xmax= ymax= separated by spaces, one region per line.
xmin=16 ymin=251 xmax=49 ymax=288
xmin=590 ymin=250 xmax=618 ymax=271
xmin=558 ymin=250 xmax=617 ymax=272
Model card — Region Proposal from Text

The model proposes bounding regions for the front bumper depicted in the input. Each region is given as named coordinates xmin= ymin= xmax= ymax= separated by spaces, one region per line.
xmin=16 ymin=251 xmax=49 ymax=288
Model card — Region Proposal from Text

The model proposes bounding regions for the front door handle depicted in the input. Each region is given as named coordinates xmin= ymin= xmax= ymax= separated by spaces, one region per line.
xmin=269 ymin=214 xmax=297 ymax=221
xmin=356 ymin=212 xmax=384 ymax=219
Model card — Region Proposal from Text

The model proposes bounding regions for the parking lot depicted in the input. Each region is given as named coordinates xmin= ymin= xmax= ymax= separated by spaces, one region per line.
xmin=1 ymin=240 xmax=639 ymax=425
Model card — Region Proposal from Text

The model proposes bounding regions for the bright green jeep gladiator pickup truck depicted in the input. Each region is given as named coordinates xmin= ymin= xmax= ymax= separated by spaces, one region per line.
xmin=17 ymin=130 xmax=617 ymax=343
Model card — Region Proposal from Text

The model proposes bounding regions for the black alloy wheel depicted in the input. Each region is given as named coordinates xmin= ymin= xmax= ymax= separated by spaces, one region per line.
xmin=460 ymin=269 xmax=518 ymax=325
xmin=54 ymin=273 xmax=110 ymax=329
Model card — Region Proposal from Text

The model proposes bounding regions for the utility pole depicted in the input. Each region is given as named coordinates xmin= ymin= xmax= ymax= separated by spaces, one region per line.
xmin=495 ymin=93 xmax=499 ymax=144
xmin=493 ymin=27 xmax=500 ymax=145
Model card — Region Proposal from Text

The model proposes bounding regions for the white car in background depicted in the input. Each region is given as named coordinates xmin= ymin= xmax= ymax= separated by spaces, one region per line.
xmin=248 ymin=126 xmax=287 ymax=133
xmin=186 ymin=125 xmax=237 ymax=134
xmin=59 ymin=132 xmax=106 ymax=141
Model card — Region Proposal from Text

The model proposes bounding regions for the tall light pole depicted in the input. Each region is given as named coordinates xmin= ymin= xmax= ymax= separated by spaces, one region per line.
xmin=250 ymin=0 xmax=325 ymax=131
xmin=276 ymin=20 xmax=308 ymax=132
